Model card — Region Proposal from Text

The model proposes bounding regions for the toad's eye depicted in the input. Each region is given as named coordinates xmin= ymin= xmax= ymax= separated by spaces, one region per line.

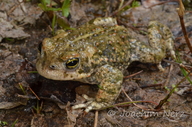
xmin=66 ymin=58 xmax=79 ymax=69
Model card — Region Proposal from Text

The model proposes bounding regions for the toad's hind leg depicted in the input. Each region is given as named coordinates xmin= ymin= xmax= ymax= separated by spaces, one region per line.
xmin=148 ymin=21 xmax=176 ymax=60
xmin=130 ymin=21 xmax=176 ymax=71
xmin=148 ymin=21 xmax=176 ymax=70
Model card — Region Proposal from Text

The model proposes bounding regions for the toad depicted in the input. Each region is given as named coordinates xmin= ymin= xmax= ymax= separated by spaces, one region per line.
xmin=36 ymin=17 xmax=175 ymax=112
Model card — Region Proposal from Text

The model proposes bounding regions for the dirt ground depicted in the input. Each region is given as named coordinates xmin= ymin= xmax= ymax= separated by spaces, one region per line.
xmin=0 ymin=0 xmax=192 ymax=127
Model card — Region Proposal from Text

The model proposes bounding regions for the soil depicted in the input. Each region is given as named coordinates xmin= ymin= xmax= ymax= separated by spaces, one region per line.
xmin=0 ymin=0 xmax=192 ymax=127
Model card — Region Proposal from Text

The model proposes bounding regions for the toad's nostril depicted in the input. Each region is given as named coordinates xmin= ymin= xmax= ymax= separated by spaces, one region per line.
xmin=50 ymin=65 xmax=56 ymax=69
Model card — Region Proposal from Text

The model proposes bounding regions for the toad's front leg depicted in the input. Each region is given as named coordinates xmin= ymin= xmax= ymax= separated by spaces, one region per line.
xmin=72 ymin=65 xmax=123 ymax=112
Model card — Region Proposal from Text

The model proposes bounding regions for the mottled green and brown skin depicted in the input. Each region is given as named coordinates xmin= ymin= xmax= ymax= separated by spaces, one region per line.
xmin=36 ymin=17 xmax=175 ymax=112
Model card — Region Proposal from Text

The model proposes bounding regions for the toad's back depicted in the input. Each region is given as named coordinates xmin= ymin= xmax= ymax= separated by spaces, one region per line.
xmin=56 ymin=18 xmax=131 ymax=69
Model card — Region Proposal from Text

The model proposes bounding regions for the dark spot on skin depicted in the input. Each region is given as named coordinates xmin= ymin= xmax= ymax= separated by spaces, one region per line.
xmin=91 ymin=62 xmax=97 ymax=69
xmin=123 ymin=30 xmax=126 ymax=33
xmin=93 ymin=34 xmax=98 ymax=37
xmin=64 ymin=73 xmax=69 ymax=77
xmin=100 ymin=60 xmax=107 ymax=65
xmin=83 ymin=66 xmax=91 ymax=73
xmin=85 ymin=57 xmax=89 ymax=63
xmin=78 ymin=69 xmax=84 ymax=74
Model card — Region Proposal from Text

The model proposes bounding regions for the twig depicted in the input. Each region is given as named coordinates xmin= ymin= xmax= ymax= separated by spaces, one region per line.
xmin=94 ymin=111 xmax=98 ymax=127
xmin=16 ymin=94 xmax=37 ymax=99
xmin=177 ymin=0 xmax=192 ymax=54
xmin=140 ymin=83 xmax=163 ymax=88
xmin=17 ymin=0 xmax=27 ymax=14
xmin=7 ymin=4 xmax=20 ymax=16
xmin=118 ymin=0 xmax=124 ymax=10
xmin=121 ymin=88 xmax=150 ymax=110
xmin=110 ymin=0 xmax=134 ymax=16
xmin=29 ymin=87 xmax=40 ymax=100
xmin=145 ymin=0 xmax=179 ymax=8
xmin=163 ymin=59 xmax=192 ymax=70
xmin=124 ymin=70 xmax=143 ymax=79
xmin=162 ymin=64 xmax=173 ymax=88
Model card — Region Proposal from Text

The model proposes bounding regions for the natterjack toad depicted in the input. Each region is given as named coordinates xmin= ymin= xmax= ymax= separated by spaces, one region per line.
xmin=36 ymin=17 xmax=175 ymax=112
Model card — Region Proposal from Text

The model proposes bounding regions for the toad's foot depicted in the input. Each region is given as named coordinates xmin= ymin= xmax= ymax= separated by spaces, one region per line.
xmin=72 ymin=94 xmax=111 ymax=113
